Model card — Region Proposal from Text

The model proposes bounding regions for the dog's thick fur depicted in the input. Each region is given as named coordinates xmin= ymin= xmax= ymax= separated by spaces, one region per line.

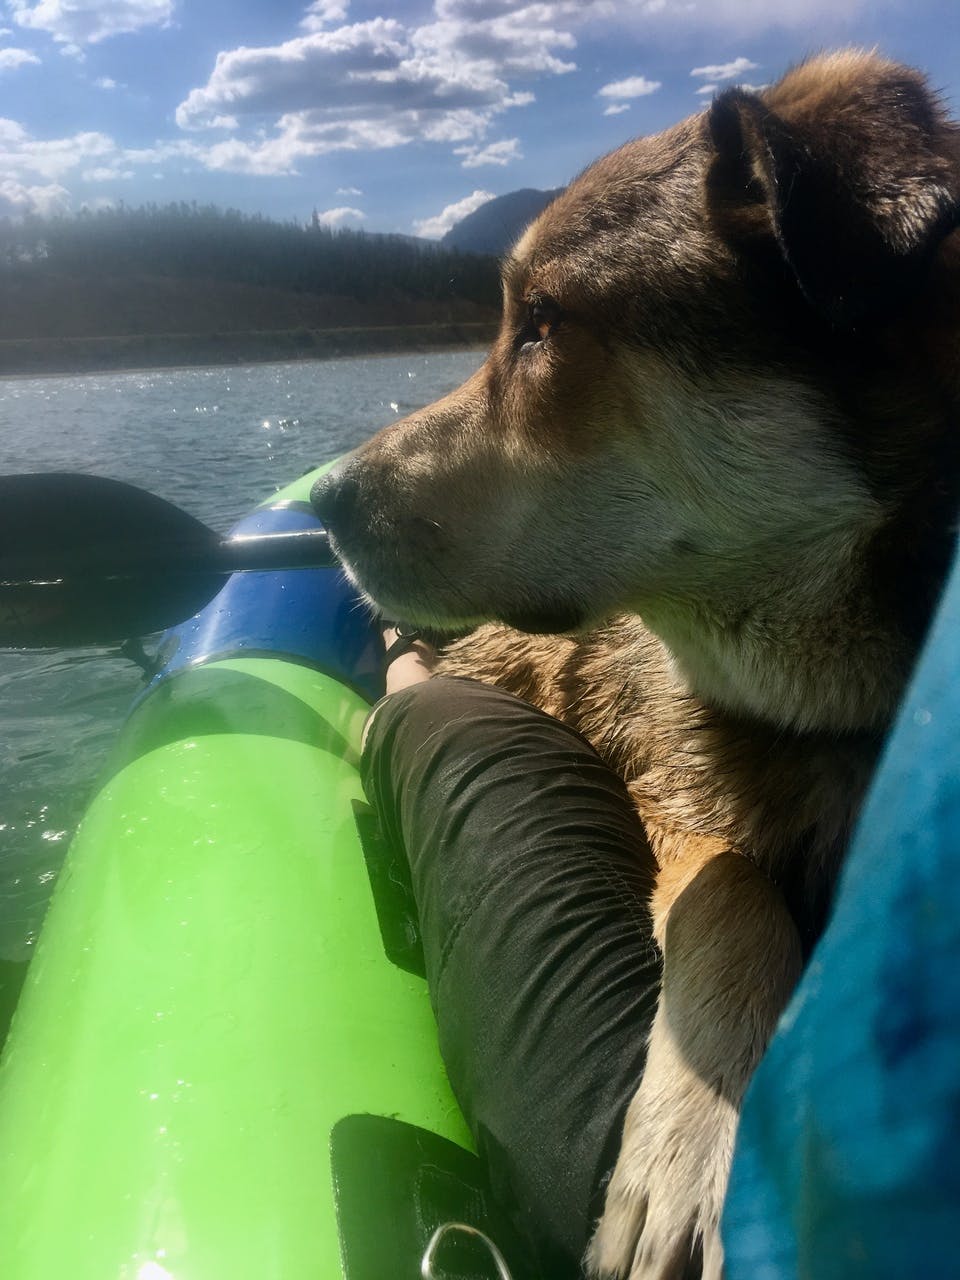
xmin=313 ymin=51 xmax=960 ymax=1279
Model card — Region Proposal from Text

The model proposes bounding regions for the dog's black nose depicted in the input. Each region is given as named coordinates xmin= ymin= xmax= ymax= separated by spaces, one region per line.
xmin=311 ymin=467 xmax=360 ymax=534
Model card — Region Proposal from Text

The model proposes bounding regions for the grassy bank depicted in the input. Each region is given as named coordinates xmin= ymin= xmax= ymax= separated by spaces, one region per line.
xmin=0 ymin=323 xmax=499 ymax=377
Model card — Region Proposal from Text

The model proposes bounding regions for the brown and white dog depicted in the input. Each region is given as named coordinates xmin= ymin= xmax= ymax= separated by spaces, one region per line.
xmin=312 ymin=51 xmax=960 ymax=1280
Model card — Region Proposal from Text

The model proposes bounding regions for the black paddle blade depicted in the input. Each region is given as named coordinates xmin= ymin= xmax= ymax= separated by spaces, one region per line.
xmin=0 ymin=473 xmax=228 ymax=647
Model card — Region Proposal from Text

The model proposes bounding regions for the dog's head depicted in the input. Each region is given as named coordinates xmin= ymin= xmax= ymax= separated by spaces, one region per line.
xmin=313 ymin=51 xmax=960 ymax=640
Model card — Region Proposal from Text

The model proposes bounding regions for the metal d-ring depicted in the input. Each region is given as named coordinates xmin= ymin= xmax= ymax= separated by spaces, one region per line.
xmin=420 ymin=1221 xmax=515 ymax=1280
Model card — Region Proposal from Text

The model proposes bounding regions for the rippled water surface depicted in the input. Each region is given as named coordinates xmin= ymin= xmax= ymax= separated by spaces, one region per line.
xmin=0 ymin=351 xmax=484 ymax=969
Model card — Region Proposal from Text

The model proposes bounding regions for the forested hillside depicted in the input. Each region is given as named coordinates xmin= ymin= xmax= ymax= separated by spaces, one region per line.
xmin=0 ymin=204 xmax=501 ymax=371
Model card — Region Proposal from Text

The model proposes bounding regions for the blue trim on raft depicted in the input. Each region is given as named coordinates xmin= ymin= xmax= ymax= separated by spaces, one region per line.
xmin=151 ymin=504 xmax=383 ymax=702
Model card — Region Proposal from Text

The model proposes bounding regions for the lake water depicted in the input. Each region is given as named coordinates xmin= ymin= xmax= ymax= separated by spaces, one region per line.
xmin=0 ymin=350 xmax=485 ymax=978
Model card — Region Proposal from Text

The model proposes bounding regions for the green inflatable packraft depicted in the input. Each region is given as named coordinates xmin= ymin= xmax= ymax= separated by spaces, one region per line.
xmin=0 ymin=466 xmax=517 ymax=1279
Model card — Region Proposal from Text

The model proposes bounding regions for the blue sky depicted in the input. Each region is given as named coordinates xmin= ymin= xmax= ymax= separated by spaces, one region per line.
xmin=1 ymin=0 xmax=958 ymax=239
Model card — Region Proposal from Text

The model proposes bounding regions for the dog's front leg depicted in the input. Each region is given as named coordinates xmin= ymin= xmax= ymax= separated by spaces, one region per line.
xmin=587 ymin=840 xmax=803 ymax=1280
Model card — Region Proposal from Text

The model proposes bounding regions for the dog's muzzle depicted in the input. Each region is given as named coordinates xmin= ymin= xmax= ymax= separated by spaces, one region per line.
xmin=310 ymin=464 xmax=361 ymax=544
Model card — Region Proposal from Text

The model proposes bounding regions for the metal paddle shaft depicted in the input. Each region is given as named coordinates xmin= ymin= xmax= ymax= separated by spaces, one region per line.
xmin=0 ymin=473 xmax=336 ymax=648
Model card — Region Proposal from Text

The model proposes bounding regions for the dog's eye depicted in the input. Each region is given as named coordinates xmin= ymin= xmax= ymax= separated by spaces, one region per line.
xmin=519 ymin=296 xmax=563 ymax=354
xmin=531 ymin=297 xmax=562 ymax=340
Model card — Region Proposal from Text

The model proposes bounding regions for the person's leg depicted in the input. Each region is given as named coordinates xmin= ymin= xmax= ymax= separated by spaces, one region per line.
xmin=361 ymin=675 xmax=661 ymax=1278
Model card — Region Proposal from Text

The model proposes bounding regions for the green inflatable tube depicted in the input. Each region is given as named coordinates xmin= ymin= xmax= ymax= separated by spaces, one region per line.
xmin=0 ymin=469 xmax=496 ymax=1279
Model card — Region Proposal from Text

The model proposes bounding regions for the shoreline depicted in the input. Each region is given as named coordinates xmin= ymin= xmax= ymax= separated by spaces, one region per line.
xmin=0 ymin=322 xmax=498 ymax=378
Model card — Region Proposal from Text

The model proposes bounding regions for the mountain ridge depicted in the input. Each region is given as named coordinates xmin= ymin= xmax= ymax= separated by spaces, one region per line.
xmin=441 ymin=187 xmax=564 ymax=256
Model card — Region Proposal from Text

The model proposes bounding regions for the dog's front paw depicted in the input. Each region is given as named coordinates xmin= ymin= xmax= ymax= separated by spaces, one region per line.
xmin=585 ymin=1053 xmax=737 ymax=1280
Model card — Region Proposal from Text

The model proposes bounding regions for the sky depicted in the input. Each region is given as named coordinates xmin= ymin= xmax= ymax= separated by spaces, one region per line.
xmin=1 ymin=0 xmax=959 ymax=240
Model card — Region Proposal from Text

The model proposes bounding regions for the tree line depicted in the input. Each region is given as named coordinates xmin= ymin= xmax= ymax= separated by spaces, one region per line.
xmin=0 ymin=202 xmax=501 ymax=308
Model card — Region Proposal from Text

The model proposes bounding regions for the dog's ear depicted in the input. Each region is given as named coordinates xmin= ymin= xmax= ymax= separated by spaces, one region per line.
xmin=707 ymin=51 xmax=960 ymax=327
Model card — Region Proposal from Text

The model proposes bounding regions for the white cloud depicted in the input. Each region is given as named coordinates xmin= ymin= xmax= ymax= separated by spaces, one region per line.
xmin=603 ymin=102 xmax=630 ymax=115
xmin=301 ymin=0 xmax=349 ymax=29
xmin=690 ymin=56 xmax=758 ymax=81
xmin=412 ymin=8 xmax=577 ymax=79
xmin=94 ymin=75 xmax=118 ymax=88
xmin=336 ymin=185 xmax=362 ymax=195
xmin=414 ymin=188 xmax=494 ymax=239
xmin=694 ymin=82 xmax=717 ymax=96
xmin=0 ymin=45 xmax=39 ymax=69
xmin=173 ymin=5 xmax=588 ymax=174
xmin=454 ymin=137 xmax=521 ymax=168
xmin=0 ymin=115 xmax=202 ymax=212
xmin=191 ymin=109 xmax=423 ymax=176
xmin=0 ymin=176 xmax=69 ymax=215
xmin=597 ymin=74 xmax=661 ymax=100
xmin=176 ymin=96 xmax=524 ymax=176
xmin=176 ymin=21 xmax=418 ymax=131
xmin=0 ymin=118 xmax=115 ymax=181
xmin=9 ymin=0 xmax=174 ymax=45
xmin=197 ymin=136 xmax=296 ymax=177
xmin=314 ymin=205 xmax=365 ymax=227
